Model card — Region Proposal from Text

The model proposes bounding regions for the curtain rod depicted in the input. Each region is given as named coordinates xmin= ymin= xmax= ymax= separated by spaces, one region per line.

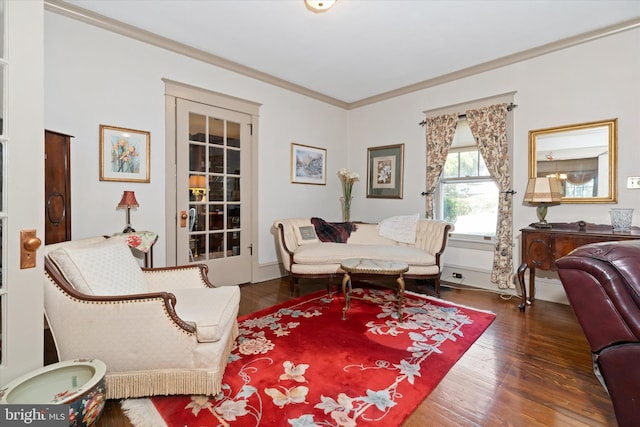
xmin=418 ymin=103 xmax=517 ymax=127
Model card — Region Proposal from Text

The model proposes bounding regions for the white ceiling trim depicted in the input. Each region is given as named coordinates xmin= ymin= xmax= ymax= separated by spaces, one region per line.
xmin=45 ymin=0 xmax=640 ymax=110
xmin=45 ymin=0 xmax=348 ymax=109
xmin=423 ymin=91 xmax=517 ymax=119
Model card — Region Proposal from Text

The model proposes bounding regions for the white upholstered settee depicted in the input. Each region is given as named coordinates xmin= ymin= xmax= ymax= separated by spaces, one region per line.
xmin=43 ymin=236 xmax=240 ymax=399
xmin=274 ymin=217 xmax=453 ymax=295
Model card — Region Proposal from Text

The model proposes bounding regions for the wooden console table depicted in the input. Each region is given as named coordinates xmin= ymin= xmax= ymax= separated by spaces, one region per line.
xmin=517 ymin=221 xmax=640 ymax=311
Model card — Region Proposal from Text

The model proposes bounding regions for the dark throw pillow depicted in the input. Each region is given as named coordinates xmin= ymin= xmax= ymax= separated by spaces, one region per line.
xmin=311 ymin=217 xmax=358 ymax=243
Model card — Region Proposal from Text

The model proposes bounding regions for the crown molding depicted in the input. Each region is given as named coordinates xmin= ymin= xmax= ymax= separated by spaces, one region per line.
xmin=44 ymin=0 xmax=349 ymax=109
xmin=348 ymin=17 xmax=640 ymax=110
xmin=45 ymin=1 xmax=639 ymax=111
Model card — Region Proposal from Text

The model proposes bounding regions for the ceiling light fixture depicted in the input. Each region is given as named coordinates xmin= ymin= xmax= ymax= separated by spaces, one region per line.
xmin=305 ymin=0 xmax=336 ymax=13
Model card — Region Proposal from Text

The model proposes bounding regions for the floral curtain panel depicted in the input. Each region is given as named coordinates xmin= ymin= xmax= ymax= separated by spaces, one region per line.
xmin=424 ymin=114 xmax=458 ymax=219
xmin=466 ymin=103 xmax=514 ymax=289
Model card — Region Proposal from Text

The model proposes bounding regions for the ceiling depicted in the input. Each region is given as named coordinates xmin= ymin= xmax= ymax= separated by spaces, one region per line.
xmin=55 ymin=0 xmax=639 ymax=107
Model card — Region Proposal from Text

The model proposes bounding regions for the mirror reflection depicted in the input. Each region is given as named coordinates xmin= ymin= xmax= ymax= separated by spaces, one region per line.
xmin=529 ymin=119 xmax=617 ymax=203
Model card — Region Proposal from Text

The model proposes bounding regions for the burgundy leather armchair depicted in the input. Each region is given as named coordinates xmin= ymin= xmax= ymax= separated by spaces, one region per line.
xmin=556 ymin=240 xmax=640 ymax=427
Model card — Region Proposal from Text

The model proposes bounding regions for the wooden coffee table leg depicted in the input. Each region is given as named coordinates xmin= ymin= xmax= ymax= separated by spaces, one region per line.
xmin=396 ymin=273 xmax=405 ymax=322
xmin=342 ymin=272 xmax=351 ymax=320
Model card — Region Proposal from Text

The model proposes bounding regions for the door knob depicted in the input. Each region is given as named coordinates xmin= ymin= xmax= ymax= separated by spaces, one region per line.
xmin=24 ymin=236 xmax=42 ymax=251
xmin=20 ymin=229 xmax=42 ymax=269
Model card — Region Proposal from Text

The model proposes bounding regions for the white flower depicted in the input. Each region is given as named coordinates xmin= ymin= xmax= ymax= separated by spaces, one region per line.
xmin=338 ymin=168 xmax=359 ymax=183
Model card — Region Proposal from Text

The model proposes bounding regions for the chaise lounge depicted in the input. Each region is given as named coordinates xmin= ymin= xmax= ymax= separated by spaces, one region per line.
xmin=274 ymin=217 xmax=453 ymax=296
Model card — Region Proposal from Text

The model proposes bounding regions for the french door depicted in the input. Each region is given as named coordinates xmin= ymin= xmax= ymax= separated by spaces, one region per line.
xmin=175 ymin=99 xmax=252 ymax=285
xmin=0 ymin=0 xmax=45 ymax=384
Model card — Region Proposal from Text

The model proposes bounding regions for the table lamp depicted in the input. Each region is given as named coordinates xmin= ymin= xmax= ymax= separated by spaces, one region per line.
xmin=524 ymin=177 xmax=563 ymax=228
xmin=189 ymin=175 xmax=207 ymax=202
xmin=117 ymin=191 xmax=139 ymax=233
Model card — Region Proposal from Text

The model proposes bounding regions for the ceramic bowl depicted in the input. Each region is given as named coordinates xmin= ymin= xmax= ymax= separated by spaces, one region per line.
xmin=0 ymin=359 xmax=107 ymax=427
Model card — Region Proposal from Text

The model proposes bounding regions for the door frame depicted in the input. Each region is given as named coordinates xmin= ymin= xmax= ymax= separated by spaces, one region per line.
xmin=163 ymin=79 xmax=261 ymax=282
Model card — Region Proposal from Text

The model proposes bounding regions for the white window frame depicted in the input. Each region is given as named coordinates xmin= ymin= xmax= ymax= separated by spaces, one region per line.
xmin=436 ymin=145 xmax=498 ymax=246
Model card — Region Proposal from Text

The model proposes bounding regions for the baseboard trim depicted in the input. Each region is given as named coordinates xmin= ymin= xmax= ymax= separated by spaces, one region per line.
xmin=442 ymin=264 xmax=568 ymax=305
xmin=254 ymin=261 xmax=286 ymax=284
xmin=256 ymin=262 xmax=569 ymax=305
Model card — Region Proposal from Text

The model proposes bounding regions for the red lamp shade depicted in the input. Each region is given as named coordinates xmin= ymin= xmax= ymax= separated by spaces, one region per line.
xmin=117 ymin=191 xmax=139 ymax=233
xmin=117 ymin=191 xmax=139 ymax=209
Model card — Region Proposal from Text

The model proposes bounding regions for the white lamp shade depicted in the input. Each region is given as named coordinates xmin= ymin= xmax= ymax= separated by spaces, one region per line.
xmin=524 ymin=177 xmax=563 ymax=203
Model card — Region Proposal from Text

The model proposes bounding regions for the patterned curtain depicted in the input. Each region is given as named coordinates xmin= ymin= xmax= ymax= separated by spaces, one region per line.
xmin=425 ymin=114 xmax=458 ymax=219
xmin=466 ymin=104 xmax=514 ymax=289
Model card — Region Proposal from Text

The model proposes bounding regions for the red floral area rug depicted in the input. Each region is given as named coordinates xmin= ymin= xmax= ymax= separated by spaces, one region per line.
xmin=122 ymin=288 xmax=495 ymax=427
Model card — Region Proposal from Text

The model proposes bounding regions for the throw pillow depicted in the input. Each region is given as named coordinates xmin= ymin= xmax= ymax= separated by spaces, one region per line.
xmin=295 ymin=226 xmax=320 ymax=245
xmin=49 ymin=238 xmax=149 ymax=296
xmin=311 ymin=217 xmax=358 ymax=243
xmin=378 ymin=213 xmax=420 ymax=243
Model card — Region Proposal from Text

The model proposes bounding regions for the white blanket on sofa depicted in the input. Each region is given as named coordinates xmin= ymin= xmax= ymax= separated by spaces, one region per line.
xmin=377 ymin=214 xmax=420 ymax=244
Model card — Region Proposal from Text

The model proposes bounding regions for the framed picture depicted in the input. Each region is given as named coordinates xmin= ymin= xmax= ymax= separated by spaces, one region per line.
xmin=367 ymin=143 xmax=404 ymax=198
xmin=290 ymin=143 xmax=327 ymax=185
xmin=99 ymin=125 xmax=150 ymax=183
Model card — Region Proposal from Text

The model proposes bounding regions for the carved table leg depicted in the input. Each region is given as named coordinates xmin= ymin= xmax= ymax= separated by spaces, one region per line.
xmin=517 ymin=262 xmax=528 ymax=312
xmin=396 ymin=273 xmax=405 ymax=322
xmin=342 ymin=272 xmax=351 ymax=320
xmin=529 ymin=267 xmax=536 ymax=304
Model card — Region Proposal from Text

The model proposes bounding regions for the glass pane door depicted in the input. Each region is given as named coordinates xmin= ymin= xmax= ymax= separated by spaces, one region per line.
xmin=176 ymin=98 xmax=251 ymax=286
xmin=188 ymin=114 xmax=242 ymax=261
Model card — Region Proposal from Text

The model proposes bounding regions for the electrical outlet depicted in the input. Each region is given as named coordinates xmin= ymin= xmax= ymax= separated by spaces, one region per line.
xmin=452 ymin=272 xmax=463 ymax=279
xmin=627 ymin=177 xmax=640 ymax=189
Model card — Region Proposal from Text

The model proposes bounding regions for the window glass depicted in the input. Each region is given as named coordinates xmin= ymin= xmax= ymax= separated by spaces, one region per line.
xmin=439 ymin=146 xmax=498 ymax=238
xmin=460 ymin=151 xmax=481 ymax=177
xmin=442 ymin=181 xmax=498 ymax=236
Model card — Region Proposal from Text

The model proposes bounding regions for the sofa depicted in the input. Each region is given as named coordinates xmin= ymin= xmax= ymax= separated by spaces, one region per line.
xmin=556 ymin=240 xmax=640 ymax=427
xmin=274 ymin=217 xmax=453 ymax=295
xmin=43 ymin=236 xmax=240 ymax=399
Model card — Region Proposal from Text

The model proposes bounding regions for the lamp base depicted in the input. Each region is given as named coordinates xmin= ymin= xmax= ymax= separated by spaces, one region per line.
xmin=530 ymin=222 xmax=552 ymax=229
xmin=122 ymin=226 xmax=136 ymax=233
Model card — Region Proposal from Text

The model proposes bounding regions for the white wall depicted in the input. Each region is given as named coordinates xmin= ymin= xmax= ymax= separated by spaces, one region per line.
xmin=44 ymin=11 xmax=640 ymax=302
xmin=348 ymin=28 xmax=640 ymax=302
xmin=44 ymin=11 xmax=348 ymax=269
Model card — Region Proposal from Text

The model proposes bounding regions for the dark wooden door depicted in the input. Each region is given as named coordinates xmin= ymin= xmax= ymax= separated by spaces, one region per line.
xmin=44 ymin=130 xmax=72 ymax=244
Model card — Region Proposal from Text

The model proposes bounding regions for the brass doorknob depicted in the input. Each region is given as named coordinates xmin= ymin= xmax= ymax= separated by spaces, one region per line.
xmin=23 ymin=236 xmax=42 ymax=251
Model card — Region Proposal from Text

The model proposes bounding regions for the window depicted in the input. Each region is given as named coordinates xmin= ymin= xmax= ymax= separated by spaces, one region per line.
xmin=437 ymin=119 xmax=498 ymax=240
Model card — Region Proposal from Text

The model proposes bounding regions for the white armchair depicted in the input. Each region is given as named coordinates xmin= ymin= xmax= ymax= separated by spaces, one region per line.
xmin=43 ymin=236 xmax=240 ymax=399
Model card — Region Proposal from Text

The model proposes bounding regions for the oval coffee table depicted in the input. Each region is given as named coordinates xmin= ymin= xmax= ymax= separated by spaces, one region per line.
xmin=340 ymin=258 xmax=409 ymax=321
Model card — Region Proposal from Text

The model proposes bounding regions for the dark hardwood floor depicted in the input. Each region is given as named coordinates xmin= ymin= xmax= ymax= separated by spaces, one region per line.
xmin=78 ymin=277 xmax=615 ymax=426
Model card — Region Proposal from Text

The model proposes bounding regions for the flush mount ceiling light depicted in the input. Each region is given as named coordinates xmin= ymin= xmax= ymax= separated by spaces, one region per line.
xmin=305 ymin=0 xmax=336 ymax=13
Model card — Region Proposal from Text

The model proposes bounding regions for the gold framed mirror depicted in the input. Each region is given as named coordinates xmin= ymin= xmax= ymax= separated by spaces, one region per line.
xmin=528 ymin=118 xmax=617 ymax=204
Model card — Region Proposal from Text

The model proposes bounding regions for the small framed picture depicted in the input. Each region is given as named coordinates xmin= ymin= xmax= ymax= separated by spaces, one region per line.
xmin=367 ymin=143 xmax=404 ymax=198
xmin=290 ymin=143 xmax=327 ymax=185
xmin=99 ymin=124 xmax=150 ymax=183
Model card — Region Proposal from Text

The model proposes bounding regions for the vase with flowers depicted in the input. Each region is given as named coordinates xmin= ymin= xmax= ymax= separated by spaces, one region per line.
xmin=338 ymin=168 xmax=359 ymax=222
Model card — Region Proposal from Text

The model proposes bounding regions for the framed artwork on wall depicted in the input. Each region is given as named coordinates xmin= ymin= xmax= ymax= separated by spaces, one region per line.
xmin=366 ymin=143 xmax=404 ymax=198
xmin=99 ymin=124 xmax=151 ymax=183
xmin=290 ymin=142 xmax=327 ymax=185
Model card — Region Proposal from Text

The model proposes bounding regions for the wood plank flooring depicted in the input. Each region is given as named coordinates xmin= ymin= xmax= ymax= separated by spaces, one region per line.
xmin=90 ymin=277 xmax=616 ymax=427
